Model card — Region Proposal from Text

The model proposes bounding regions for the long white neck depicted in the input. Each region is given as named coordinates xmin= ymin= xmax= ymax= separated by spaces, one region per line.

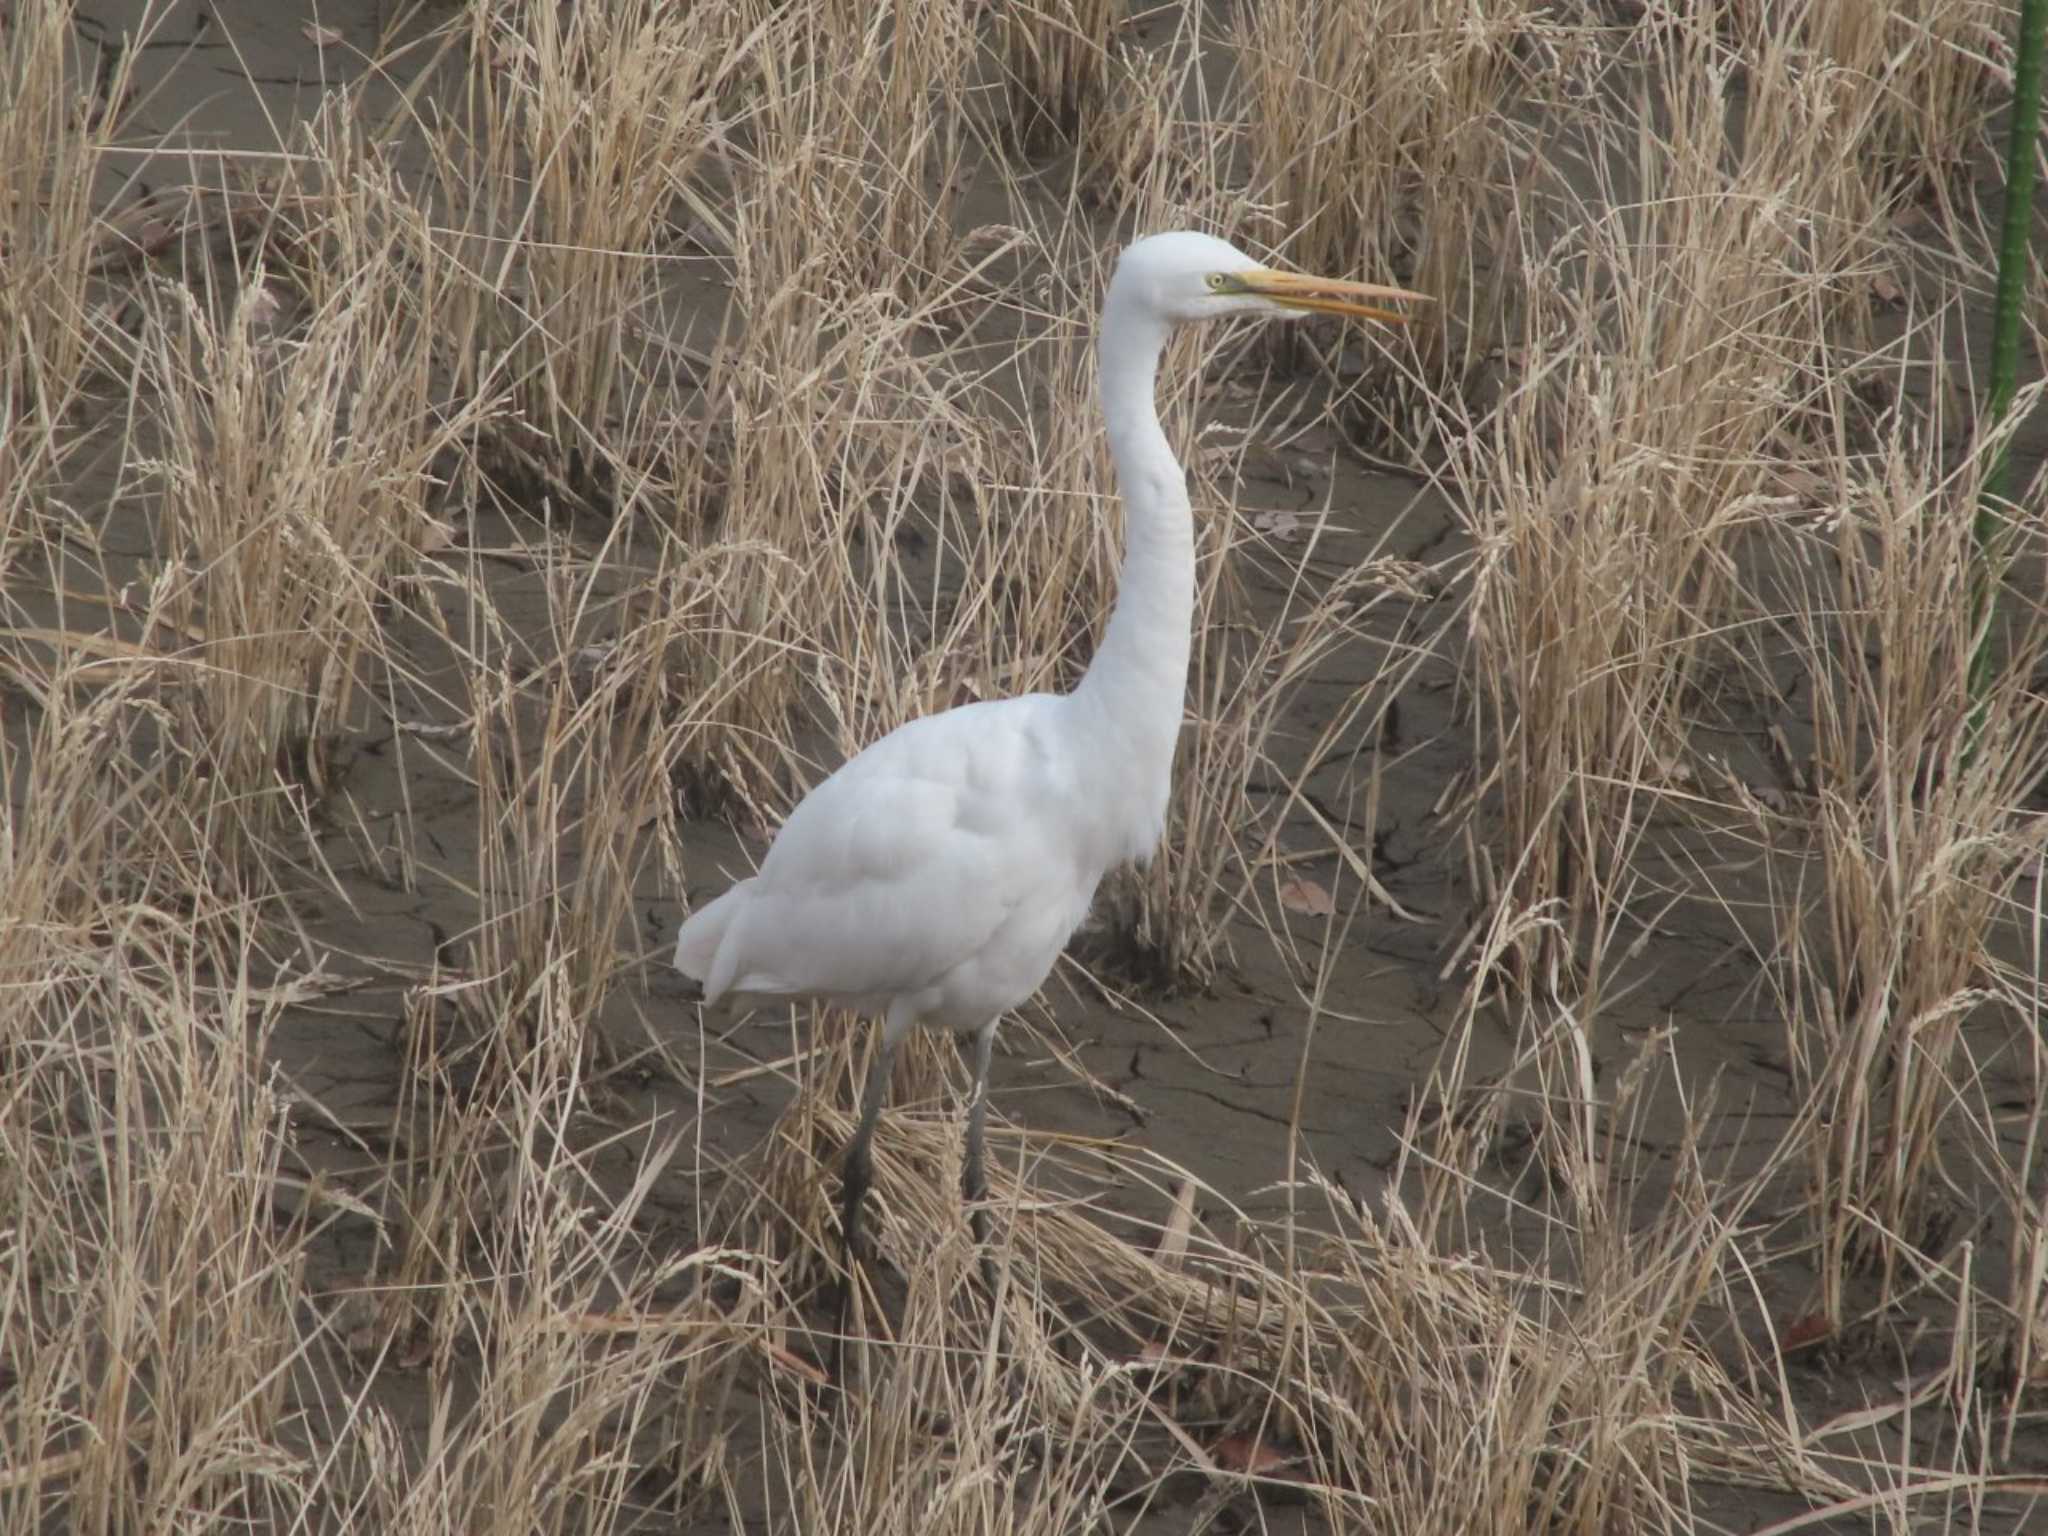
xmin=1068 ymin=278 xmax=1195 ymax=861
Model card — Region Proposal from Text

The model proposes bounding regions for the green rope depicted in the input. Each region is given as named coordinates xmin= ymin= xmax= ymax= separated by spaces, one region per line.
xmin=1970 ymin=0 xmax=2048 ymax=708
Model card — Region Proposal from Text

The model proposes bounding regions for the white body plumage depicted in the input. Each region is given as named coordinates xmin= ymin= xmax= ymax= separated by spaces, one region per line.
xmin=673 ymin=691 xmax=1129 ymax=1031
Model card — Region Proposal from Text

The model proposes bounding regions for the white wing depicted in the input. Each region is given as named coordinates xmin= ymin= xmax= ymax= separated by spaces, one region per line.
xmin=672 ymin=693 xmax=1104 ymax=1021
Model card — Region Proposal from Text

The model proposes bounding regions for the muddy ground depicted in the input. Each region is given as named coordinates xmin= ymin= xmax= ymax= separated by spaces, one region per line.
xmin=32 ymin=1 xmax=2048 ymax=1531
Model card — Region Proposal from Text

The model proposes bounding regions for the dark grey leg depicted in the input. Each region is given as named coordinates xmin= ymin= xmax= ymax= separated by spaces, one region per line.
xmin=840 ymin=1023 xmax=901 ymax=1265
xmin=834 ymin=1004 xmax=912 ymax=1384
xmin=963 ymin=1019 xmax=999 ymax=1293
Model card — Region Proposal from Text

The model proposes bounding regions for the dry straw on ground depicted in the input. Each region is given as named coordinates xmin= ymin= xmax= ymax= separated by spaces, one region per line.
xmin=5 ymin=0 xmax=2048 ymax=1532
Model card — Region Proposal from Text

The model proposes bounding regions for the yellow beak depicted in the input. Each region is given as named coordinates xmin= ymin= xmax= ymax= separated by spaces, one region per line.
xmin=1228 ymin=267 xmax=1432 ymax=325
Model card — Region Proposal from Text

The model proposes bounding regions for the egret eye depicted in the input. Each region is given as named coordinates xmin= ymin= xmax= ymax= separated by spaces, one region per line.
xmin=1205 ymin=272 xmax=1228 ymax=292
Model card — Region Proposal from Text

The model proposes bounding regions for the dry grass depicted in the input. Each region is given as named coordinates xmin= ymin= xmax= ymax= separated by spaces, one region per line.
xmin=1443 ymin=8 xmax=1898 ymax=992
xmin=447 ymin=514 xmax=685 ymax=1081
xmin=1729 ymin=0 xmax=2010 ymax=216
xmin=1750 ymin=378 xmax=2048 ymax=1322
xmin=130 ymin=138 xmax=487 ymax=841
xmin=407 ymin=0 xmax=758 ymax=486
xmin=5 ymin=0 xmax=2048 ymax=1531
xmin=997 ymin=0 xmax=1122 ymax=152
xmin=0 ymin=668 xmax=318 ymax=1523
xmin=0 ymin=0 xmax=136 ymax=576
xmin=1234 ymin=0 xmax=1562 ymax=394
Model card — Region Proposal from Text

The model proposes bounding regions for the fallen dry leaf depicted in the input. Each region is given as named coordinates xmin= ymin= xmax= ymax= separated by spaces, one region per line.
xmin=303 ymin=22 xmax=343 ymax=48
xmin=1154 ymin=1176 xmax=1196 ymax=1268
xmin=1780 ymin=1312 xmax=1833 ymax=1352
xmin=1252 ymin=509 xmax=1302 ymax=540
xmin=412 ymin=513 xmax=458 ymax=554
xmin=1210 ymin=1433 xmax=1295 ymax=1477
xmin=1278 ymin=876 xmax=1334 ymax=917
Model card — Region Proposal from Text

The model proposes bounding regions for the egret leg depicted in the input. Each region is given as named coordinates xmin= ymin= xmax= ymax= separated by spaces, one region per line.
xmin=834 ymin=1001 xmax=914 ymax=1381
xmin=839 ymin=1031 xmax=896 ymax=1265
xmin=963 ymin=1018 xmax=1000 ymax=1294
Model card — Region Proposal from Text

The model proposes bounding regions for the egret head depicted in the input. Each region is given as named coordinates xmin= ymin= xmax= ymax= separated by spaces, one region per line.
xmin=1113 ymin=230 xmax=1429 ymax=328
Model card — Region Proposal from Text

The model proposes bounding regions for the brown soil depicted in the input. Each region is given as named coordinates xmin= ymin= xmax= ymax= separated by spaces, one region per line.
xmin=25 ymin=1 xmax=2048 ymax=1532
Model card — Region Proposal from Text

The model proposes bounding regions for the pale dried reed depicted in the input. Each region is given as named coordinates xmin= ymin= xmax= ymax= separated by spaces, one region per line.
xmin=1235 ymin=0 xmax=1556 ymax=390
xmin=0 ymin=0 xmax=137 ymax=572
xmin=413 ymin=0 xmax=758 ymax=479
xmin=996 ymin=0 xmax=1123 ymax=152
xmin=1445 ymin=10 xmax=1893 ymax=992
xmin=1755 ymin=398 xmax=2048 ymax=1321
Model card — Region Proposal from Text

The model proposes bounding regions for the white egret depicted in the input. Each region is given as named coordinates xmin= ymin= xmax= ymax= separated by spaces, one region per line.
xmin=672 ymin=230 xmax=1425 ymax=1292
